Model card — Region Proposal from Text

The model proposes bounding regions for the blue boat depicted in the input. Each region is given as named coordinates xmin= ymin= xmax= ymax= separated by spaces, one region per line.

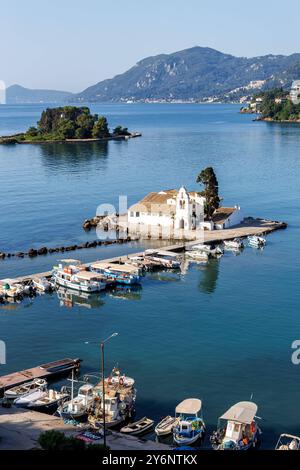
xmin=90 ymin=261 xmax=141 ymax=285
xmin=173 ymin=398 xmax=205 ymax=446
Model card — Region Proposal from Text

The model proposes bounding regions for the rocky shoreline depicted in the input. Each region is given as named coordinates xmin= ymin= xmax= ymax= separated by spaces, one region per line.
xmin=0 ymin=132 xmax=142 ymax=145
xmin=0 ymin=237 xmax=135 ymax=261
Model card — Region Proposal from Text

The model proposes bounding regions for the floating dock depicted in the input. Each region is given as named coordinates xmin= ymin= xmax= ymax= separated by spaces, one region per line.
xmin=0 ymin=358 xmax=81 ymax=396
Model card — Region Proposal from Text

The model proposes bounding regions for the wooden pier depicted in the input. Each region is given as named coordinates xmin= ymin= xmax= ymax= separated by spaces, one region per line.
xmin=0 ymin=358 xmax=81 ymax=396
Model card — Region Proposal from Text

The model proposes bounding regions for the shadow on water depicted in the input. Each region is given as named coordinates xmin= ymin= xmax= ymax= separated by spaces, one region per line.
xmin=38 ymin=141 xmax=109 ymax=171
xmin=198 ymin=259 xmax=220 ymax=294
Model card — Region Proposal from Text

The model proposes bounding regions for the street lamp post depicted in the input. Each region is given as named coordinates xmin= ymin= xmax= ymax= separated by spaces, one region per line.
xmin=100 ymin=333 xmax=118 ymax=448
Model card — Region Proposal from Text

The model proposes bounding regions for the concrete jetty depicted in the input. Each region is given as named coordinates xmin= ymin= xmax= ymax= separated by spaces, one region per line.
xmin=10 ymin=218 xmax=287 ymax=284
xmin=0 ymin=406 xmax=170 ymax=450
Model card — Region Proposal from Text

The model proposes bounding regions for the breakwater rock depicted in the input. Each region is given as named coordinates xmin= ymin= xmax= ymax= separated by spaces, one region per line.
xmin=0 ymin=237 xmax=135 ymax=261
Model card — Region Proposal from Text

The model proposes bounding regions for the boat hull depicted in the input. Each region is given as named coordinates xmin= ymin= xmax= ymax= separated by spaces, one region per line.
xmin=53 ymin=276 xmax=104 ymax=293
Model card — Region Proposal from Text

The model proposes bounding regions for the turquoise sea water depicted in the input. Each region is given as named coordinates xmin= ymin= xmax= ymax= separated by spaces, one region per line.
xmin=0 ymin=103 xmax=300 ymax=448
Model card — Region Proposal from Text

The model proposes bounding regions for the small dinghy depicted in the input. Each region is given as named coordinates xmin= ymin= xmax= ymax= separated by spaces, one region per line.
xmin=4 ymin=378 xmax=47 ymax=400
xmin=248 ymin=236 xmax=266 ymax=248
xmin=120 ymin=417 xmax=154 ymax=436
xmin=275 ymin=434 xmax=300 ymax=450
xmin=155 ymin=416 xmax=179 ymax=437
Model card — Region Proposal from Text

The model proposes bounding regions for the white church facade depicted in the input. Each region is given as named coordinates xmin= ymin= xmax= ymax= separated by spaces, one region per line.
xmin=127 ymin=186 xmax=243 ymax=238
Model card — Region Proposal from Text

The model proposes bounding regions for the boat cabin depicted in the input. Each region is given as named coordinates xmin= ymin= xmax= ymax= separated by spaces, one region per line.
xmin=218 ymin=401 xmax=258 ymax=449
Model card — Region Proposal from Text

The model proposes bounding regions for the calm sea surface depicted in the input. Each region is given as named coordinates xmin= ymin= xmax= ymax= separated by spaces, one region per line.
xmin=0 ymin=103 xmax=300 ymax=448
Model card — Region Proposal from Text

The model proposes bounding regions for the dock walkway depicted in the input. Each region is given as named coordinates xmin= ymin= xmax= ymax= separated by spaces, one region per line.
xmin=12 ymin=218 xmax=286 ymax=284
xmin=0 ymin=406 xmax=170 ymax=450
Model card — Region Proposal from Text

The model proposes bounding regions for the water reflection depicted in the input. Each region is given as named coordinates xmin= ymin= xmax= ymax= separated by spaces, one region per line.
xmin=39 ymin=141 xmax=109 ymax=171
xmin=56 ymin=288 xmax=105 ymax=309
xmin=108 ymin=285 xmax=142 ymax=301
xmin=198 ymin=259 xmax=220 ymax=294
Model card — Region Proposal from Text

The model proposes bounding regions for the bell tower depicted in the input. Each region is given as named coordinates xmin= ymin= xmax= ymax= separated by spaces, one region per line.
xmin=175 ymin=186 xmax=191 ymax=230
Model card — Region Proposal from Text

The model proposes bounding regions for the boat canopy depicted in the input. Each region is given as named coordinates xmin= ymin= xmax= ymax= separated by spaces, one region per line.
xmin=91 ymin=262 xmax=138 ymax=274
xmin=176 ymin=398 xmax=202 ymax=415
xmin=59 ymin=259 xmax=81 ymax=264
xmin=279 ymin=433 xmax=300 ymax=441
xmin=74 ymin=271 xmax=101 ymax=281
xmin=220 ymin=401 xmax=258 ymax=424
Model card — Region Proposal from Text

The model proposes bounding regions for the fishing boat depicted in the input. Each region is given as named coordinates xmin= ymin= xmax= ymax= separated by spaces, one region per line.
xmin=144 ymin=250 xmax=181 ymax=269
xmin=90 ymin=261 xmax=141 ymax=285
xmin=210 ymin=401 xmax=261 ymax=450
xmin=248 ymin=236 xmax=266 ymax=248
xmin=32 ymin=277 xmax=52 ymax=292
xmin=89 ymin=368 xmax=137 ymax=428
xmin=56 ymin=383 xmax=95 ymax=421
xmin=120 ymin=417 xmax=154 ymax=435
xmin=223 ymin=238 xmax=244 ymax=250
xmin=275 ymin=434 xmax=300 ymax=450
xmin=155 ymin=415 xmax=179 ymax=437
xmin=53 ymin=260 xmax=106 ymax=293
xmin=27 ymin=388 xmax=70 ymax=412
xmin=173 ymin=399 xmax=205 ymax=446
xmin=4 ymin=378 xmax=47 ymax=400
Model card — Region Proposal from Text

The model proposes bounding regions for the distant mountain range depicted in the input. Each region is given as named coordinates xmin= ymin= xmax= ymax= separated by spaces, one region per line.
xmin=6 ymin=84 xmax=73 ymax=104
xmin=6 ymin=47 xmax=300 ymax=104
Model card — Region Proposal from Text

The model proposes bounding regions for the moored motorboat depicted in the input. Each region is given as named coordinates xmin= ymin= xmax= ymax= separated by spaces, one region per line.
xmin=32 ymin=277 xmax=52 ymax=292
xmin=14 ymin=386 xmax=48 ymax=408
xmin=155 ymin=415 xmax=179 ymax=437
xmin=223 ymin=238 xmax=244 ymax=250
xmin=0 ymin=279 xmax=25 ymax=299
xmin=248 ymin=236 xmax=266 ymax=248
xmin=90 ymin=261 xmax=141 ymax=285
xmin=120 ymin=417 xmax=154 ymax=435
xmin=27 ymin=388 xmax=70 ymax=412
xmin=275 ymin=433 xmax=300 ymax=450
xmin=185 ymin=250 xmax=209 ymax=262
xmin=4 ymin=378 xmax=47 ymax=400
xmin=210 ymin=401 xmax=261 ymax=450
xmin=173 ymin=399 xmax=205 ymax=446
xmin=144 ymin=250 xmax=181 ymax=269
xmin=190 ymin=243 xmax=223 ymax=257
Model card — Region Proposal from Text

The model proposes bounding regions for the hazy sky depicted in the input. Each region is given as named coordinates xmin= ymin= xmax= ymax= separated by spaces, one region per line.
xmin=1 ymin=0 xmax=300 ymax=92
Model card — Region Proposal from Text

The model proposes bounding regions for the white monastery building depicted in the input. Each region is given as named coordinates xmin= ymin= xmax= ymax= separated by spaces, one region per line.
xmin=127 ymin=187 xmax=243 ymax=238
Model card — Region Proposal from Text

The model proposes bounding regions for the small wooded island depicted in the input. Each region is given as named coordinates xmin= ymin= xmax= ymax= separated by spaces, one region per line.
xmin=240 ymin=88 xmax=300 ymax=122
xmin=0 ymin=106 xmax=141 ymax=144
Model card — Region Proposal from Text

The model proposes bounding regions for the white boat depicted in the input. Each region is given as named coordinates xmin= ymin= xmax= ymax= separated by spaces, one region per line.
xmin=155 ymin=415 xmax=179 ymax=437
xmin=53 ymin=260 xmax=106 ymax=293
xmin=144 ymin=250 xmax=181 ymax=269
xmin=248 ymin=236 xmax=266 ymax=248
xmin=56 ymin=383 xmax=95 ymax=421
xmin=185 ymin=250 xmax=209 ymax=262
xmin=210 ymin=401 xmax=261 ymax=450
xmin=14 ymin=386 xmax=48 ymax=408
xmin=27 ymin=388 xmax=70 ymax=411
xmin=190 ymin=244 xmax=224 ymax=257
xmin=120 ymin=417 xmax=154 ymax=435
xmin=32 ymin=277 xmax=52 ymax=292
xmin=0 ymin=279 xmax=25 ymax=299
xmin=88 ymin=394 xmax=127 ymax=428
xmin=4 ymin=378 xmax=47 ymax=400
xmin=173 ymin=398 xmax=206 ymax=446
xmin=275 ymin=433 xmax=300 ymax=450
xmin=223 ymin=238 xmax=244 ymax=250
